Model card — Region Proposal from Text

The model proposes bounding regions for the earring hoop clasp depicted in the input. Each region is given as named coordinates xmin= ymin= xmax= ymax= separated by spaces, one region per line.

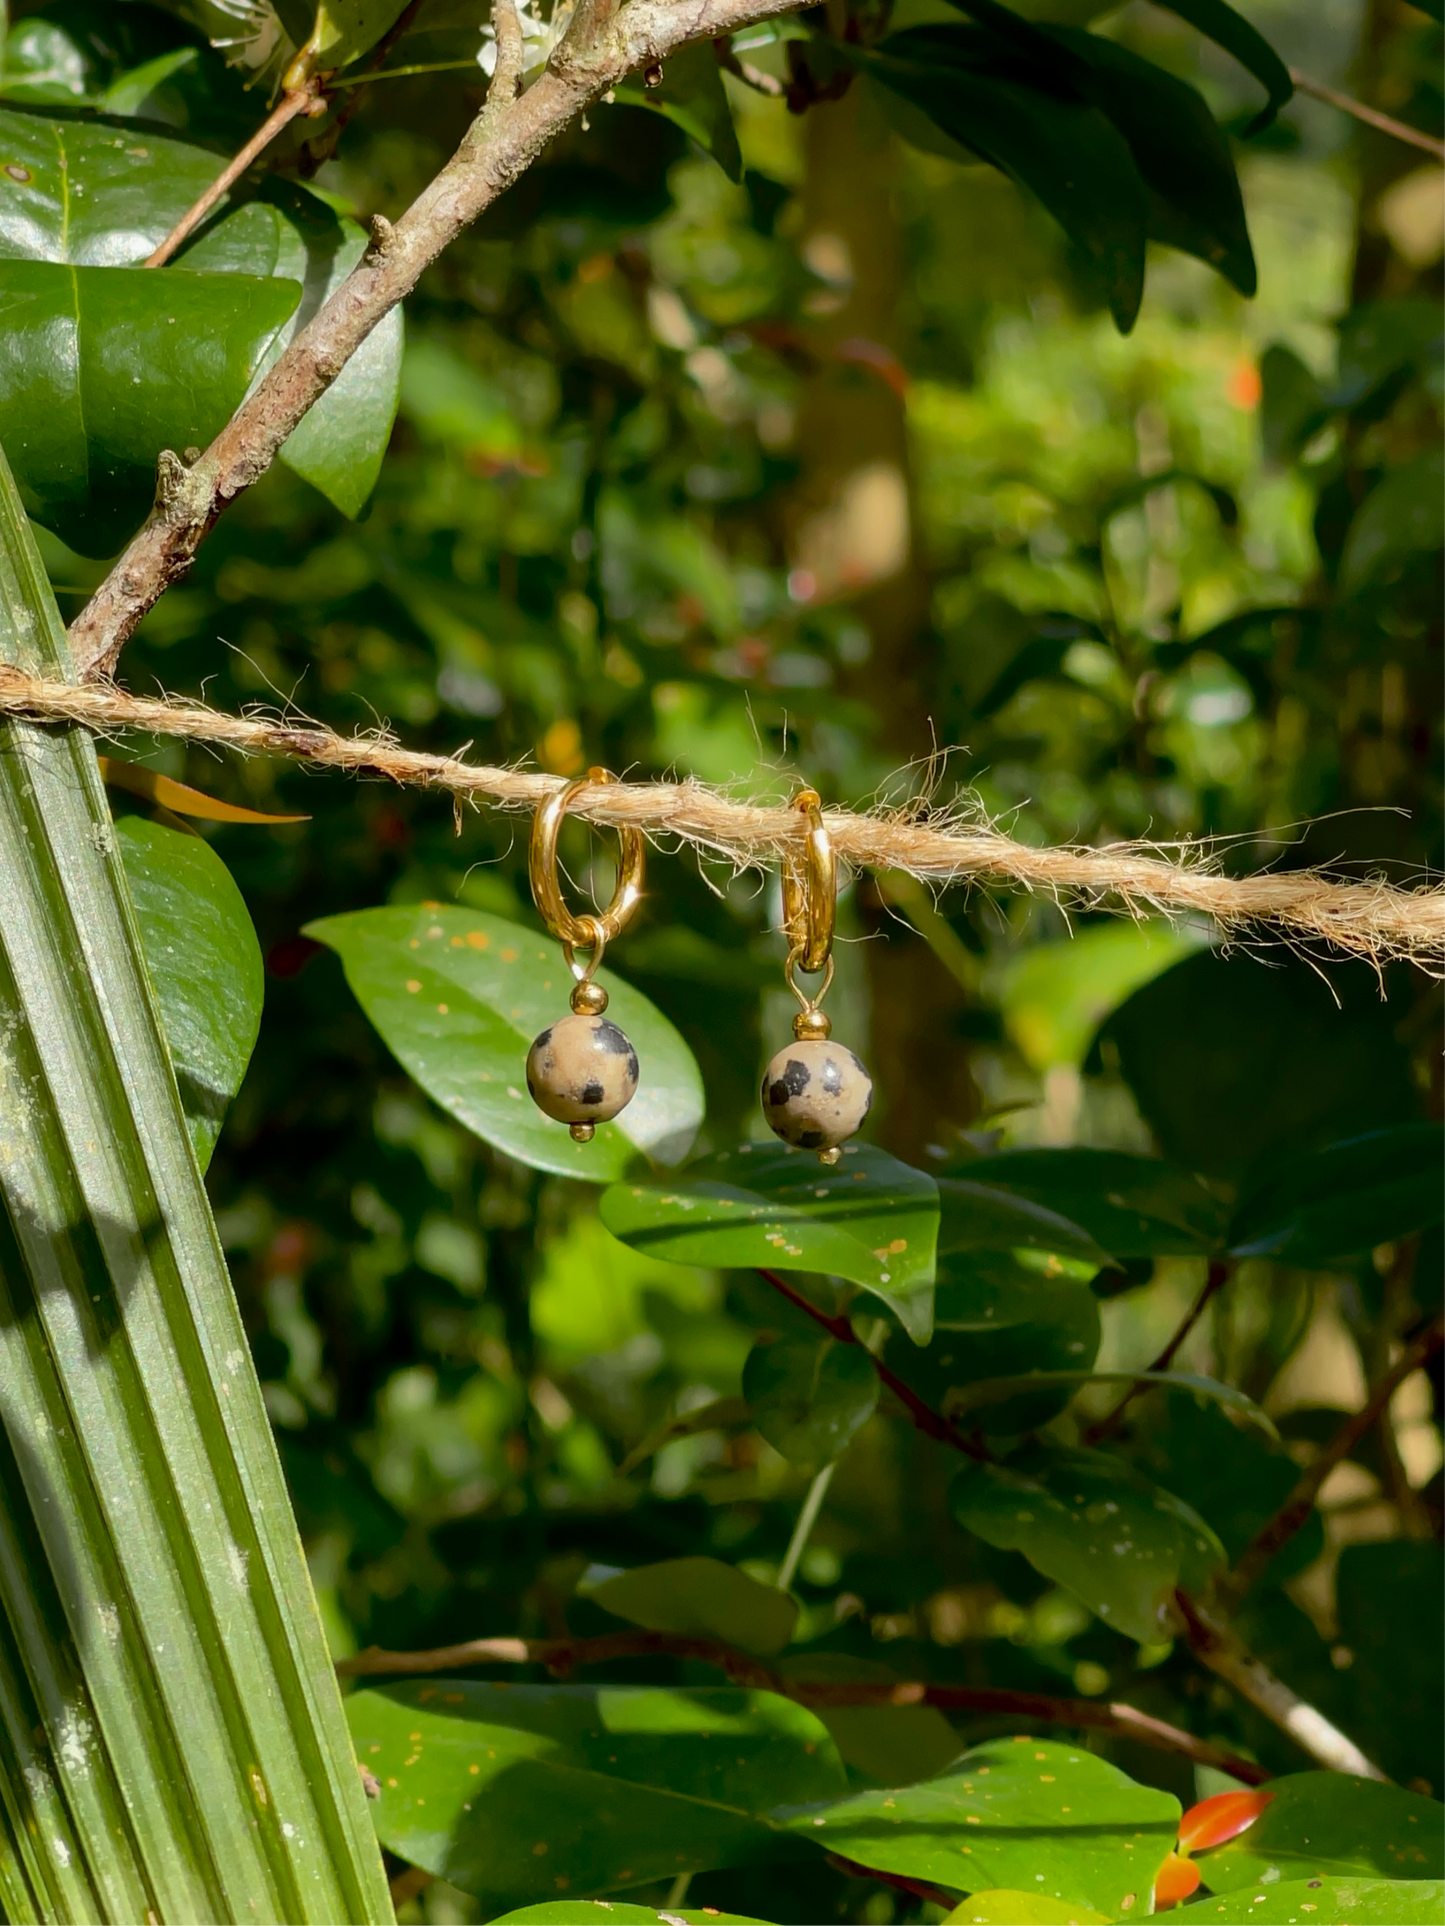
xmin=529 ymin=768 xmax=645 ymax=967
xmin=781 ymin=787 xmax=835 ymax=977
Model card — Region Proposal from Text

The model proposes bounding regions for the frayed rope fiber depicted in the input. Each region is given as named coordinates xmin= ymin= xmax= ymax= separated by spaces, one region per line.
xmin=3 ymin=667 xmax=1441 ymax=968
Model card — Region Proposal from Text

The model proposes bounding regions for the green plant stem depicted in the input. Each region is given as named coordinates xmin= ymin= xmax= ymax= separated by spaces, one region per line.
xmin=665 ymin=1870 xmax=693 ymax=1907
xmin=776 ymin=1463 xmax=836 ymax=1592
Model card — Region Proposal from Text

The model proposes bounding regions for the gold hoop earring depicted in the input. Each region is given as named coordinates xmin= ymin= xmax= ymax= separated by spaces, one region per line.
xmin=760 ymin=788 xmax=873 ymax=1167
xmin=525 ymin=768 xmax=645 ymax=1143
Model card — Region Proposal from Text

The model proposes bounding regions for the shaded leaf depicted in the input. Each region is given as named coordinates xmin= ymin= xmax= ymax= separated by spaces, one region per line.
xmin=937 ymin=1178 xmax=1109 ymax=1267
xmin=100 ymin=756 xmax=309 ymax=824
xmin=957 ymin=1149 xmax=1224 ymax=1258
xmin=600 ymin=1143 xmax=939 ymax=1342
xmin=346 ymin=1681 xmax=845 ymax=1903
xmin=1338 ymin=449 xmax=1444 ymax=595
xmin=617 ymin=1396 xmax=750 ymax=1477
xmin=613 ymin=41 xmax=742 ymax=181
xmin=271 ymin=0 xmax=411 ymax=67
xmin=1336 ymin=1542 xmax=1444 ymax=1791
xmin=1229 ymin=1124 xmax=1445 ymax=1264
xmin=1149 ymin=0 xmax=1293 ymax=133
xmin=950 ymin=1444 xmax=1225 ymax=1644
xmin=786 ymin=1736 xmax=1179 ymax=1916
xmin=949 ymin=1370 xmax=1275 ymax=1438
xmin=1181 ymin=1880 xmax=1445 ymax=1923
xmin=582 ymin=1557 xmax=798 ymax=1655
xmin=778 ymin=1655 xmax=961 ymax=1788
xmin=743 ymin=1334 xmax=879 ymax=1475
xmin=116 ymin=813 xmax=263 ymax=1168
xmin=305 ymin=906 xmax=704 ymax=1182
xmin=1191 ymin=1774 xmax=1442 ymax=1891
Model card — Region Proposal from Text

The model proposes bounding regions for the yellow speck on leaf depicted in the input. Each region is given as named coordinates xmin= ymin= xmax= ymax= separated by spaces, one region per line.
xmin=406 ymin=980 xmax=421 ymax=993
xmin=532 ymin=1842 xmax=548 ymax=1856
xmin=467 ymin=930 xmax=490 ymax=949
xmin=437 ymin=1003 xmax=449 ymax=1015
xmin=501 ymin=947 xmax=518 ymax=962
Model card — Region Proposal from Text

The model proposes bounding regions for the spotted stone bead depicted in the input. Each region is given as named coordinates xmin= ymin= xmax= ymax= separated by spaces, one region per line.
xmin=526 ymin=1013 xmax=640 ymax=1125
xmin=760 ymin=1038 xmax=873 ymax=1153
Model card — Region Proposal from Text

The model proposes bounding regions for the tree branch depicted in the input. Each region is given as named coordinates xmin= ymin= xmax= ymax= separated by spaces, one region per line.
xmin=756 ymin=1268 xmax=990 ymax=1460
xmin=335 ymin=1626 xmax=1271 ymax=1783
xmin=67 ymin=0 xmax=812 ymax=681
xmin=1226 ymin=1314 xmax=1444 ymax=1599
xmin=1083 ymin=1260 xmax=1230 ymax=1445
xmin=1290 ymin=68 xmax=1445 ymax=161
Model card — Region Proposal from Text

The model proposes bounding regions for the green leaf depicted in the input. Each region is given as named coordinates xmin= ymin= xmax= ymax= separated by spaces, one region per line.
xmin=943 ymin=1898 xmax=1113 ymax=1925
xmin=613 ymin=41 xmax=743 ymax=181
xmin=116 ymin=815 xmax=264 ymax=1169
xmin=1230 ymin=1124 xmax=1445 ymax=1264
xmin=272 ymin=0 xmax=412 ymax=67
xmin=599 ymin=1143 xmax=940 ymax=1341
xmin=1337 ymin=1542 xmax=1444 ymax=1790
xmin=582 ymin=1556 xmax=798 ymax=1654
xmin=1191 ymin=1774 xmax=1443 ymax=1892
xmin=304 ymin=906 xmax=704 ymax=1182
xmin=949 ymin=1370 xmax=1275 ymax=1437
xmin=1338 ymin=449 xmax=1444 ymax=595
xmin=1094 ymin=951 xmax=1420 ymax=1179
xmin=743 ymin=1334 xmax=879 ymax=1474
xmin=1182 ymin=1879 xmax=1445 ymax=1924
xmin=617 ymin=1395 xmax=751 ymax=1476
xmin=957 ymin=1149 xmax=1224 ymax=1258
xmin=787 ymin=1736 xmax=1179 ymax=1915
xmin=346 ymin=1681 xmax=846 ymax=1903
xmin=1148 ymin=0 xmax=1293 ymax=133
xmin=0 ymin=442 xmax=391 ymax=1915
xmin=778 ymin=1654 xmax=962 ymax=1788
xmin=894 ymin=1256 xmax=1101 ymax=1437
xmin=489 ymin=1908 xmax=776 ymax=1925
xmin=950 ymin=1443 xmax=1225 ymax=1643
xmin=0 ymin=257 xmax=299 ymax=555
xmin=1046 ymin=26 xmax=1255 ymax=294
xmin=864 ymin=28 xmax=1148 ymax=330
xmin=937 ymin=1178 xmax=1110 ymax=1266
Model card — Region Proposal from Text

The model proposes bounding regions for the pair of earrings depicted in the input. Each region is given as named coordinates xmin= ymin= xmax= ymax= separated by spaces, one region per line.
xmin=524 ymin=772 xmax=874 ymax=1164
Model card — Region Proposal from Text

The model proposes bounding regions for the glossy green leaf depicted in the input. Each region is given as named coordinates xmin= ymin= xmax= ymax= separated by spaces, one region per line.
xmin=950 ymin=1444 xmax=1225 ymax=1644
xmin=613 ymin=41 xmax=743 ymax=181
xmin=937 ymin=1178 xmax=1109 ymax=1266
xmin=346 ymin=1681 xmax=845 ymax=1903
xmin=1230 ymin=1124 xmax=1444 ymax=1264
xmin=490 ymin=1908 xmax=775 ymax=1925
xmin=943 ymin=1897 xmax=1112 ymax=1925
xmin=305 ymin=906 xmax=704 ymax=1181
xmin=786 ymin=1736 xmax=1179 ymax=1915
xmin=743 ymin=1334 xmax=879 ymax=1474
xmin=949 ymin=1370 xmax=1275 ymax=1437
xmin=600 ymin=1143 xmax=939 ymax=1341
xmin=0 ymin=257 xmax=299 ymax=555
xmin=778 ymin=1655 xmax=962 ymax=1788
xmin=893 ymin=1256 xmax=1101 ymax=1437
xmin=0 ymin=441 xmax=391 ymax=1915
xmin=1181 ymin=1879 xmax=1445 ymax=1924
xmin=958 ymin=1150 xmax=1224 ymax=1258
xmin=1339 ymin=449 xmax=1444 ymax=595
xmin=582 ymin=1557 xmax=798 ymax=1654
xmin=116 ymin=815 xmax=263 ymax=1168
xmin=1149 ymin=0 xmax=1293 ymax=133
xmin=271 ymin=0 xmax=411 ymax=67
xmin=1094 ymin=951 xmax=1419 ymax=1179
xmin=864 ymin=28 xmax=1148 ymax=330
xmin=1194 ymin=1775 xmax=1442 ymax=1892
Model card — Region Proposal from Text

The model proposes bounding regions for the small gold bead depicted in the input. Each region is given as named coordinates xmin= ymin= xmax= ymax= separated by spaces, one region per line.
xmin=570 ymin=980 xmax=609 ymax=1016
xmin=817 ymin=1145 xmax=843 ymax=1167
xmin=792 ymin=1008 xmax=831 ymax=1041
xmin=569 ymin=1120 xmax=596 ymax=1141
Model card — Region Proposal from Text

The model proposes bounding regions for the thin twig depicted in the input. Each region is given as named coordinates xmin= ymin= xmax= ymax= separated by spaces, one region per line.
xmin=335 ymin=1626 xmax=1271 ymax=1783
xmin=1175 ymin=1591 xmax=1387 ymax=1780
xmin=756 ymin=1268 xmax=990 ymax=1460
xmin=68 ymin=0 xmax=810 ymax=677
xmin=302 ymin=0 xmax=429 ymax=170
xmin=825 ymin=1852 xmax=958 ymax=1906
xmin=1226 ymin=1314 xmax=1445 ymax=1599
xmin=1083 ymin=1260 xmax=1230 ymax=1445
xmin=2 ymin=671 xmax=1441 ymax=967
xmin=715 ymin=35 xmax=785 ymax=95
xmin=143 ymin=82 xmax=326 ymax=269
xmin=1290 ymin=68 xmax=1445 ymax=161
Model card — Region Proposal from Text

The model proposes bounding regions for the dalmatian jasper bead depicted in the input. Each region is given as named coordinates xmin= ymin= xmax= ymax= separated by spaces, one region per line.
xmin=760 ymin=1038 xmax=873 ymax=1154
xmin=526 ymin=1013 xmax=640 ymax=1126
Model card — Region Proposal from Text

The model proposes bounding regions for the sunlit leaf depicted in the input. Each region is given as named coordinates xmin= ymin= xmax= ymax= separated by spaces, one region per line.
xmin=786 ymin=1737 xmax=1179 ymax=1916
xmin=942 ymin=1896 xmax=1113 ymax=1924
xmin=305 ymin=906 xmax=704 ymax=1181
xmin=347 ymin=1681 xmax=845 ymax=1903
xmin=1190 ymin=1774 xmax=1443 ymax=1893
xmin=489 ymin=1907 xmax=775 ymax=1925
xmin=100 ymin=756 xmax=309 ymax=824
xmin=582 ymin=1557 xmax=798 ymax=1655
xmin=950 ymin=1444 xmax=1225 ymax=1644
xmin=600 ymin=1143 xmax=939 ymax=1341
xmin=1180 ymin=1878 xmax=1445 ymax=1923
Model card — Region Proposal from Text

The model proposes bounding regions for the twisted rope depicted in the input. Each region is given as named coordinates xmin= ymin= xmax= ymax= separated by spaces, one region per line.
xmin=3 ymin=667 xmax=1441 ymax=966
